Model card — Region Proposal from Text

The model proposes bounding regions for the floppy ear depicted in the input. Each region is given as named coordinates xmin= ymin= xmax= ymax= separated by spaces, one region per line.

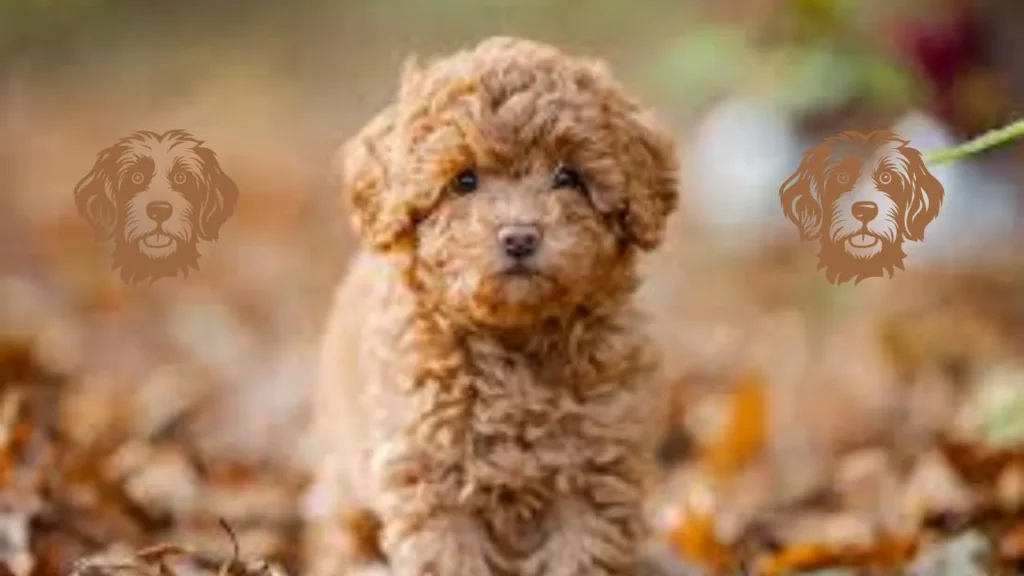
xmin=902 ymin=148 xmax=944 ymax=242
xmin=779 ymin=147 xmax=825 ymax=240
xmin=339 ymin=104 xmax=413 ymax=252
xmin=617 ymin=108 xmax=680 ymax=251
xmin=194 ymin=146 xmax=239 ymax=241
xmin=73 ymin=146 xmax=121 ymax=240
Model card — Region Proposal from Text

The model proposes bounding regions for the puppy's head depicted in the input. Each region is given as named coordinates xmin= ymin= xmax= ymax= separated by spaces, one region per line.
xmin=779 ymin=130 xmax=943 ymax=283
xmin=74 ymin=129 xmax=238 ymax=281
xmin=340 ymin=37 xmax=679 ymax=328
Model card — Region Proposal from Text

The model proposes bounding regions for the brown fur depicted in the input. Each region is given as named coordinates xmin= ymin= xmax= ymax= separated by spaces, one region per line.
xmin=305 ymin=37 xmax=679 ymax=576
xmin=73 ymin=129 xmax=238 ymax=284
xmin=779 ymin=130 xmax=943 ymax=285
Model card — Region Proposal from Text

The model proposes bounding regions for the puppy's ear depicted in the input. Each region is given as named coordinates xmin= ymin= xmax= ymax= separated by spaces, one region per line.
xmin=902 ymin=147 xmax=944 ymax=242
xmin=339 ymin=105 xmax=411 ymax=251
xmin=617 ymin=108 xmax=680 ymax=251
xmin=779 ymin=146 xmax=825 ymax=240
xmin=73 ymin=146 xmax=120 ymax=240
xmin=195 ymin=146 xmax=239 ymax=241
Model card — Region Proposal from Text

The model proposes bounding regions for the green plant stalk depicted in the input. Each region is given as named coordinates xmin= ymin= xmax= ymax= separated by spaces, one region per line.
xmin=923 ymin=118 xmax=1024 ymax=166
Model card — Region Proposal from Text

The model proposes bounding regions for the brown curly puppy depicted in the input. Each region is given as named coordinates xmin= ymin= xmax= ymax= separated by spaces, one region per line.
xmin=305 ymin=37 xmax=679 ymax=576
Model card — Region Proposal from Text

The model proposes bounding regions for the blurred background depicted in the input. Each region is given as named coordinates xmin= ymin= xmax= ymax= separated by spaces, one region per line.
xmin=2 ymin=1 xmax=1023 ymax=574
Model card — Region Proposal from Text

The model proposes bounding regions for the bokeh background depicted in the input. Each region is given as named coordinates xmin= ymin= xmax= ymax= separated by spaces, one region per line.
xmin=2 ymin=1 xmax=1024 ymax=574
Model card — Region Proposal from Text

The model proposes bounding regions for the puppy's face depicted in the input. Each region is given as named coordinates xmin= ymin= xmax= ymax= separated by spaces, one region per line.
xmin=780 ymin=130 xmax=944 ymax=283
xmin=413 ymin=162 xmax=624 ymax=328
xmin=341 ymin=38 xmax=679 ymax=328
xmin=74 ymin=130 xmax=238 ymax=282
xmin=823 ymin=141 xmax=912 ymax=259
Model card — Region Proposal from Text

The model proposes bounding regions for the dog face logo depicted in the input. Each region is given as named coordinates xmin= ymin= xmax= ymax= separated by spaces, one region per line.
xmin=779 ymin=130 xmax=944 ymax=285
xmin=73 ymin=129 xmax=238 ymax=284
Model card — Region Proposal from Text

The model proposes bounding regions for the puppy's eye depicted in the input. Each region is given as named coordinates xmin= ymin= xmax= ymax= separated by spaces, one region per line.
xmin=452 ymin=169 xmax=478 ymax=195
xmin=173 ymin=172 xmax=187 ymax=185
xmin=836 ymin=172 xmax=850 ymax=185
xmin=131 ymin=171 xmax=146 ymax=185
xmin=552 ymin=165 xmax=586 ymax=192
xmin=878 ymin=170 xmax=893 ymax=185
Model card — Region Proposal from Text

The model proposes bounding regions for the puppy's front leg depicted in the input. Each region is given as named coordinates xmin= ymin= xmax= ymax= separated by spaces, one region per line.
xmin=382 ymin=506 xmax=494 ymax=576
xmin=375 ymin=445 xmax=495 ymax=576
xmin=527 ymin=493 xmax=644 ymax=576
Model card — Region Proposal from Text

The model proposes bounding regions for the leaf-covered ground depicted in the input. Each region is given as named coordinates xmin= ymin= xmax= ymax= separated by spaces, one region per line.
xmin=3 ymin=251 xmax=1023 ymax=576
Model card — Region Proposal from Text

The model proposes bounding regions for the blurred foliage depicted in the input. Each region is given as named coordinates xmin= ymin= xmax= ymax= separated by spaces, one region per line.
xmin=645 ymin=1 xmax=915 ymax=121
xmin=775 ymin=45 xmax=915 ymax=113
xmin=974 ymin=366 xmax=1024 ymax=447
xmin=0 ymin=0 xmax=916 ymax=130
xmin=0 ymin=0 xmax=688 ymax=72
xmin=644 ymin=25 xmax=756 ymax=115
xmin=785 ymin=0 xmax=865 ymax=45
xmin=648 ymin=26 xmax=915 ymax=119
xmin=0 ymin=0 xmax=327 ymax=71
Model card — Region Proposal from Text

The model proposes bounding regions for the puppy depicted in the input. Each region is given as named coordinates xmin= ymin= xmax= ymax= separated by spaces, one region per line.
xmin=73 ymin=129 xmax=238 ymax=284
xmin=780 ymin=130 xmax=944 ymax=285
xmin=305 ymin=37 xmax=679 ymax=576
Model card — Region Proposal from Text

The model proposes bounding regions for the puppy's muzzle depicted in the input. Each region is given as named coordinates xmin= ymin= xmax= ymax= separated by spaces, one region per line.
xmin=498 ymin=224 xmax=541 ymax=260
xmin=852 ymin=201 xmax=878 ymax=224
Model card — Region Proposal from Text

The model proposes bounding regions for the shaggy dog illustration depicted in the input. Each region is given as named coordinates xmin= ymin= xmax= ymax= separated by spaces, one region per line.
xmin=74 ymin=129 xmax=238 ymax=284
xmin=780 ymin=130 xmax=944 ymax=284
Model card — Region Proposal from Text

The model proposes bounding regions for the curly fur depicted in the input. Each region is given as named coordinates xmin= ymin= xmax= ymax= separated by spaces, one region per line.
xmin=305 ymin=37 xmax=679 ymax=576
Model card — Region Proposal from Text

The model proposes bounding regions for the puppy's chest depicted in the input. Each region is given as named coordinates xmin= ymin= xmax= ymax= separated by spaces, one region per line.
xmin=375 ymin=326 xmax=653 ymax=554
xmin=400 ymin=343 xmax=650 ymax=489
xmin=464 ymin=354 xmax=589 ymax=487
xmin=459 ymin=354 xmax=604 ymax=554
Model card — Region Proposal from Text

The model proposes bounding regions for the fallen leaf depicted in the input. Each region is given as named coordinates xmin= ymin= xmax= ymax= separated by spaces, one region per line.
xmin=997 ymin=522 xmax=1024 ymax=569
xmin=757 ymin=533 xmax=917 ymax=576
xmin=902 ymin=449 xmax=976 ymax=526
xmin=996 ymin=463 xmax=1024 ymax=515
xmin=907 ymin=530 xmax=993 ymax=576
xmin=703 ymin=370 xmax=767 ymax=479
xmin=666 ymin=510 xmax=733 ymax=574
xmin=833 ymin=448 xmax=901 ymax=528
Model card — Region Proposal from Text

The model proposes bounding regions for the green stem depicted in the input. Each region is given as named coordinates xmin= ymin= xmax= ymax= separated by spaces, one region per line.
xmin=923 ymin=118 xmax=1024 ymax=166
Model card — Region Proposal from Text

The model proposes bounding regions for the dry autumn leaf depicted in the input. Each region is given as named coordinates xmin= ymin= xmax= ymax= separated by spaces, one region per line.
xmin=939 ymin=435 xmax=1024 ymax=487
xmin=998 ymin=522 xmax=1024 ymax=569
xmin=703 ymin=370 xmax=767 ymax=479
xmin=666 ymin=510 xmax=733 ymax=574
xmin=756 ymin=533 xmax=917 ymax=576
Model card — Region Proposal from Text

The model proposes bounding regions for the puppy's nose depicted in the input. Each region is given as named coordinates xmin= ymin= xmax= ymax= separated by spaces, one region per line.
xmin=147 ymin=201 xmax=172 ymax=223
xmin=498 ymin=224 xmax=541 ymax=260
xmin=852 ymin=201 xmax=878 ymax=223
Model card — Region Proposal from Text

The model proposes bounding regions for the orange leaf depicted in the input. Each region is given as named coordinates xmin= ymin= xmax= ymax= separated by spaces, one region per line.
xmin=758 ymin=542 xmax=840 ymax=576
xmin=757 ymin=534 xmax=918 ymax=576
xmin=1000 ymin=521 xmax=1024 ymax=565
xmin=668 ymin=511 xmax=732 ymax=574
xmin=705 ymin=370 xmax=767 ymax=479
